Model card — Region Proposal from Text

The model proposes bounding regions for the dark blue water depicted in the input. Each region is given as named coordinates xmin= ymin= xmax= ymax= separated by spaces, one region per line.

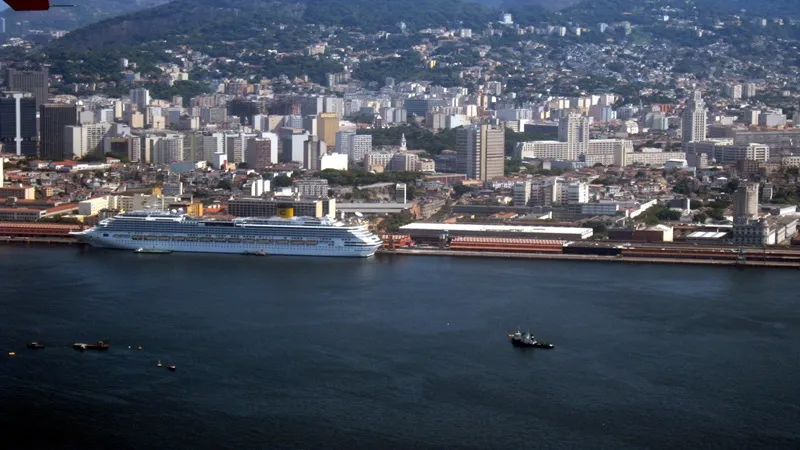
xmin=1 ymin=246 xmax=799 ymax=449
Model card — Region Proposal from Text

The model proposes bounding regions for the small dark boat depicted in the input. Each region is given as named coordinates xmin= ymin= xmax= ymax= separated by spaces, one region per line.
xmin=27 ymin=342 xmax=46 ymax=349
xmin=73 ymin=341 xmax=110 ymax=351
xmin=167 ymin=365 xmax=177 ymax=371
xmin=508 ymin=330 xmax=555 ymax=349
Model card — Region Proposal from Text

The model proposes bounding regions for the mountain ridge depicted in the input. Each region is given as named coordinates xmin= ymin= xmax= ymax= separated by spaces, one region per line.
xmin=53 ymin=0 xmax=525 ymax=53
xmin=0 ymin=0 xmax=169 ymax=31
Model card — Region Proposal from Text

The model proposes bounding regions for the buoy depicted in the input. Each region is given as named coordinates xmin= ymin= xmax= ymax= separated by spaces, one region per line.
xmin=8 ymin=352 xmax=15 ymax=356
xmin=128 ymin=346 xmax=131 ymax=349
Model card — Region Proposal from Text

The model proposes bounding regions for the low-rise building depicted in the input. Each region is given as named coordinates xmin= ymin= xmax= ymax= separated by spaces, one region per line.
xmin=400 ymin=222 xmax=593 ymax=242
xmin=227 ymin=197 xmax=336 ymax=218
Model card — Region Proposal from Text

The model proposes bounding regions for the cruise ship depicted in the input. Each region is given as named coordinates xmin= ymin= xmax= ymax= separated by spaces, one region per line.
xmin=70 ymin=210 xmax=383 ymax=258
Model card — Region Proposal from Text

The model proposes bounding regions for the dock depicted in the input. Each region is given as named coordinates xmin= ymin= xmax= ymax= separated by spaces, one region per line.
xmin=0 ymin=236 xmax=81 ymax=246
xmin=377 ymin=248 xmax=800 ymax=269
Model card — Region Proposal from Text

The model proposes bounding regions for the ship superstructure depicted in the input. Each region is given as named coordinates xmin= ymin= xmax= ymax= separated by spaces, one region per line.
xmin=71 ymin=210 xmax=383 ymax=258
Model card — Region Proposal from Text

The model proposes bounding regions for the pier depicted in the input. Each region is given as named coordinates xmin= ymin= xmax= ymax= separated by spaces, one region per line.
xmin=377 ymin=248 xmax=800 ymax=269
xmin=0 ymin=236 xmax=81 ymax=246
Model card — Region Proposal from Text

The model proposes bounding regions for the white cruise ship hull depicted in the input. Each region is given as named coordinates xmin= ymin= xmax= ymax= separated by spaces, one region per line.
xmin=75 ymin=234 xmax=380 ymax=258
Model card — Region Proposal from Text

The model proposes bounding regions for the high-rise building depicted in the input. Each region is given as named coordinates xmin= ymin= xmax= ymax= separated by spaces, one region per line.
xmin=558 ymin=113 xmax=589 ymax=157
xmin=742 ymin=83 xmax=757 ymax=98
xmin=456 ymin=124 xmax=505 ymax=181
xmin=0 ymin=92 xmax=37 ymax=156
xmin=317 ymin=112 xmax=339 ymax=148
xmin=513 ymin=180 xmax=531 ymax=206
xmin=681 ymin=90 xmax=707 ymax=148
xmin=395 ymin=183 xmax=408 ymax=204
xmin=130 ymin=88 xmax=150 ymax=110
xmin=40 ymin=103 xmax=79 ymax=160
xmin=245 ymin=138 xmax=276 ymax=169
xmin=723 ymin=84 xmax=742 ymax=99
xmin=335 ymin=131 xmax=372 ymax=162
xmin=153 ymin=136 xmax=184 ymax=165
xmin=733 ymin=181 xmax=759 ymax=221
xmin=64 ymin=122 xmax=113 ymax=159
xmin=303 ymin=135 xmax=326 ymax=171
xmin=5 ymin=68 xmax=48 ymax=108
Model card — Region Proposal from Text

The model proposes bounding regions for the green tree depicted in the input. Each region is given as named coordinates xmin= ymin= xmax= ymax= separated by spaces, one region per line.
xmin=273 ymin=175 xmax=293 ymax=188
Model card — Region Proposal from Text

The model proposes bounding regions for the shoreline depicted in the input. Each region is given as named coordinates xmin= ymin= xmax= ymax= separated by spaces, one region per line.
xmin=2 ymin=238 xmax=797 ymax=268
xmin=377 ymin=248 xmax=800 ymax=269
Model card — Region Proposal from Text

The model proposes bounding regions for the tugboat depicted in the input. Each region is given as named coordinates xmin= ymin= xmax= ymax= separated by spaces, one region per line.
xmin=73 ymin=341 xmax=110 ymax=351
xmin=27 ymin=342 xmax=46 ymax=349
xmin=508 ymin=329 xmax=555 ymax=349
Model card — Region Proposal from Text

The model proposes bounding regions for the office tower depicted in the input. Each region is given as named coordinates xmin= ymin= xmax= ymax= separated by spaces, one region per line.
xmin=317 ymin=112 xmax=339 ymax=148
xmin=64 ymin=122 xmax=113 ymax=159
xmin=733 ymin=182 xmax=759 ymax=220
xmin=335 ymin=131 xmax=372 ymax=163
xmin=681 ymin=90 xmax=707 ymax=147
xmin=153 ymin=137 xmax=184 ymax=165
xmin=558 ymin=113 xmax=589 ymax=158
xmin=40 ymin=103 xmax=79 ymax=160
xmin=395 ymin=183 xmax=407 ymax=204
xmin=0 ymin=92 xmax=37 ymax=155
xmin=456 ymin=124 xmax=505 ymax=181
xmin=335 ymin=130 xmax=354 ymax=155
xmin=5 ymin=68 xmax=48 ymax=109
xmin=303 ymin=135 xmax=326 ymax=171
xmin=301 ymin=96 xmax=324 ymax=116
xmin=130 ymin=88 xmax=150 ymax=110
xmin=279 ymin=128 xmax=310 ymax=163
xmin=323 ymin=96 xmax=344 ymax=118
xmin=246 ymin=138 xmax=276 ymax=169
xmin=302 ymin=115 xmax=318 ymax=137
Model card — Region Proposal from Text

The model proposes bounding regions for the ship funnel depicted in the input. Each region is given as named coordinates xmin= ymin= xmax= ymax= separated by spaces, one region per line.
xmin=277 ymin=203 xmax=295 ymax=219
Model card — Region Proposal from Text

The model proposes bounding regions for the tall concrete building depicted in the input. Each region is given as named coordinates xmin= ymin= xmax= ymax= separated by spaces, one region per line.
xmin=152 ymin=136 xmax=184 ymax=165
xmin=303 ymin=135 xmax=327 ymax=171
xmin=558 ymin=113 xmax=589 ymax=156
xmin=456 ymin=124 xmax=505 ymax=181
xmin=40 ymin=103 xmax=79 ymax=160
xmin=64 ymin=122 xmax=113 ymax=158
xmin=734 ymin=181 xmax=759 ymax=221
xmin=317 ymin=112 xmax=339 ymax=148
xmin=302 ymin=115 xmax=318 ymax=137
xmin=130 ymin=88 xmax=150 ymax=110
xmin=681 ymin=90 xmax=707 ymax=148
xmin=742 ymin=83 xmax=757 ymax=98
xmin=5 ymin=68 xmax=48 ymax=108
xmin=246 ymin=138 xmax=276 ymax=169
xmin=335 ymin=131 xmax=372 ymax=163
xmin=0 ymin=92 xmax=37 ymax=156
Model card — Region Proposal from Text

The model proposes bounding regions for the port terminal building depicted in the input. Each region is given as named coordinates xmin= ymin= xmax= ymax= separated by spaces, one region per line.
xmin=399 ymin=222 xmax=593 ymax=244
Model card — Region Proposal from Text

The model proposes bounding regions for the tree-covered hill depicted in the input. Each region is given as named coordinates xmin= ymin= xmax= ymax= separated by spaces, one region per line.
xmin=54 ymin=0 xmax=511 ymax=53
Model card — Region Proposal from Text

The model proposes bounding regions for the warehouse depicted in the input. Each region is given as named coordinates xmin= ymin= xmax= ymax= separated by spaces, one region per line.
xmin=399 ymin=223 xmax=593 ymax=243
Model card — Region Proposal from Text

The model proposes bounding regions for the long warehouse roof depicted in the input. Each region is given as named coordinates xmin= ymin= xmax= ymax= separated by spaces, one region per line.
xmin=400 ymin=222 xmax=593 ymax=235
